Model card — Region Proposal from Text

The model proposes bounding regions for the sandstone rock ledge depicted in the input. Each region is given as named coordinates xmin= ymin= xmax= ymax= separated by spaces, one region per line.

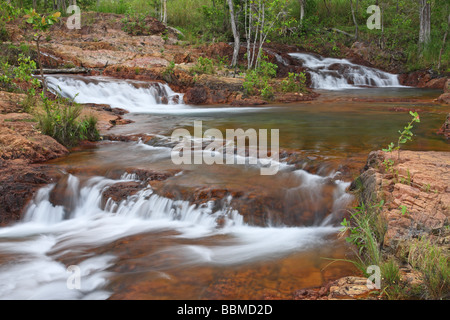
xmin=350 ymin=150 xmax=450 ymax=250
xmin=292 ymin=150 xmax=449 ymax=300
xmin=0 ymin=91 xmax=126 ymax=225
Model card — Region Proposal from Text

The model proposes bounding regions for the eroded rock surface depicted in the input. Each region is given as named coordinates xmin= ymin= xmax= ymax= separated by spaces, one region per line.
xmin=351 ymin=150 xmax=450 ymax=249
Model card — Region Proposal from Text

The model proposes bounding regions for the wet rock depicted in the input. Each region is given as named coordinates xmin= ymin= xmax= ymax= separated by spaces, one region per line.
xmin=183 ymin=86 xmax=208 ymax=105
xmin=423 ymin=77 xmax=447 ymax=89
xmin=437 ymin=113 xmax=450 ymax=139
xmin=101 ymin=181 xmax=144 ymax=207
xmin=102 ymin=133 xmax=155 ymax=144
xmin=437 ymin=79 xmax=450 ymax=105
xmin=399 ymin=72 xmax=447 ymax=89
xmin=230 ymin=98 xmax=267 ymax=106
xmin=438 ymin=93 xmax=450 ymax=105
xmin=274 ymin=91 xmax=319 ymax=103
xmin=98 ymin=168 xmax=181 ymax=207
xmin=0 ymin=160 xmax=62 ymax=225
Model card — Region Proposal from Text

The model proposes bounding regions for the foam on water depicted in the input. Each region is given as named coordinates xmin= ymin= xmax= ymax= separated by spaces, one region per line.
xmin=46 ymin=76 xmax=270 ymax=114
xmin=289 ymin=52 xmax=403 ymax=90
xmin=0 ymin=170 xmax=351 ymax=299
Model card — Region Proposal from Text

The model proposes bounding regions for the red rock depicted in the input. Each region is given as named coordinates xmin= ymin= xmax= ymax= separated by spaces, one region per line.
xmin=437 ymin=113 xmax=450 ymax=139
xmin=183 ymin=86 xmax=208 ymax=105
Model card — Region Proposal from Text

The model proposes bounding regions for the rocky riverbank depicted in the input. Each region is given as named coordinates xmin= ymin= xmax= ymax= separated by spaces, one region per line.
xmin=293 ymin=149 xmax=450 ymax=300
xmin=4 ymin=12 xmax=448 ymax=107
xmin=0 ymin=90 xmax=126 ymax=225
xmin=1 ymin=11 xmax=449 ymax=300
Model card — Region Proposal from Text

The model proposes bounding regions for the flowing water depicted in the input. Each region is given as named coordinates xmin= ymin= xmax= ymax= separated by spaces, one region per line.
xmin=0 ymin=63 xmax=448 ymax=300
xmin=289 ymin=52 xmax=402 ymax=90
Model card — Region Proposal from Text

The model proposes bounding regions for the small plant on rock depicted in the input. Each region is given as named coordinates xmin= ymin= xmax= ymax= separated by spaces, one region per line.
xmin=382 ymin=111 xmax=420 ymax=172
xmin=23 ymin=9 xmax=61 ymax=94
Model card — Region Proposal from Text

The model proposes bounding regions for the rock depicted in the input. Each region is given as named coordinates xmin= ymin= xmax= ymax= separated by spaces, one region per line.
xmin=438 ymin=93 xmax=450 ymax=105
xmin=230 ymin=98 xmax=267 ymax=106
xmin=437 ymin=113 xmax=450 ymax=139
xmin=328 ymin=276 xmax=377 ymax=299
xmin=101 ymin=181 xmax=144 ymax=208
xmin=423 ymin=77 xmax=447 ymax=89
xmin=173 ymin=53 xmax=192 ymax=64
xmin=98 ymin=168 xmax=180 ymax=208
xmin=437 ymin=79 xmax=450 ymax=104
xmin=350 ymin=150 xmax=450 ymax=250
xmin=0 ymin=160 xmax=62 ymax=225
xmin=183 ymin=86 xmax=208 ymax=105
xmin=0 ymin=119 xmax=68 ymax=163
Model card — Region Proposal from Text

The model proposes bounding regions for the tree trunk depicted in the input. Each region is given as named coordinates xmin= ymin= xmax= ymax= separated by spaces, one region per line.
xmin=419 ymin=0 xmax=431 ymax=46
xmin=227 ymin=0 xmax=240 ymax=68
xmin=350 ymin=0 xmax=359 ymax=40
xmin=36 ymin=36 xmax=47 ymax=94
xmin=163 ymin=0 xmax=167 ymax=24
xmin=438 ymin=13 xmax=450 ymax=71
xmin=323 ymin=0 xmax=330 ymax=14
xmin=299 ymin=0 xmax=305 ymax=27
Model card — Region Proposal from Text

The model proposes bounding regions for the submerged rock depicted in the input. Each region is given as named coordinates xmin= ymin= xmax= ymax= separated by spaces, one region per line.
xmin=437 ymin=113 xmax=450 ymax=139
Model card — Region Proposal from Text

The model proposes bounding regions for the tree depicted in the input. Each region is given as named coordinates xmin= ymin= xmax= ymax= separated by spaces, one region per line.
xmin=24 ymin=9 xmax=61 ymax=94
xmin=350 ymin=0 xmax=358 ymax=40
xmin=437 ymin=12 xmax=450 ymax=71
xmin=227 ymin=0 xmax=240 ymax=67
xmin=419 ymin=0 xmax=431 ymax=46
xmin=244 ymin=0 xmax=290 ymax=69
xmin=163 ymin=0 xmax=167 ymax=24
xmin=299 ymin=0 xmax=305 ymax=27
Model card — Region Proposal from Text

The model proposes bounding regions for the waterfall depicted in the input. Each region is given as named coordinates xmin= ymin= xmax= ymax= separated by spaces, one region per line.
xmin=46 ymin=75 xmax=184 ymax=113
xmin=289 ymin=52 xmax=402 ymax=90
xmin=0 ymin=170 xmax=351 ymax=299
xmin=46 ymin=75 xmax=269 ymax=114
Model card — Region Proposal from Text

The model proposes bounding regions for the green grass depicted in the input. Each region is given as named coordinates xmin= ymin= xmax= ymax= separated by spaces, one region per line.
xmin=403 ymin=236 xmax=450 ymax=300
xmin=36 ymin=95 xmax=100 ymax=148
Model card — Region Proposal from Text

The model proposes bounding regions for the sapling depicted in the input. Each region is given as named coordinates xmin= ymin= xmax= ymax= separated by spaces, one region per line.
xmin=23 ymin=9 xmax=61 ymax=94
xmin=382 ymin=111 xmax=421 ymax=171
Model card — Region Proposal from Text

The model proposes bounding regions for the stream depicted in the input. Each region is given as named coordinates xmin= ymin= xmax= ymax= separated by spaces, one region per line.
xmin=0 ymin=56 xmax=448 ymax=300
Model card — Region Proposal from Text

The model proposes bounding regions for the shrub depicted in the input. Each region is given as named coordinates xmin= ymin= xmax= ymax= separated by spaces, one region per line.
xmin=404 ymin=236 xmax=449 ymax=300
xmin=36 ymin=94 xmax=100 ymax=147
xmin=281 ymin=72 xmax=307 ymax=93
xmin=190 ymin=56 xmax=215 ymax=75
xmin=340 ymin=200 xmax=387 ymax=273
xmin=242 ymin=53 xmax=278 ymax=99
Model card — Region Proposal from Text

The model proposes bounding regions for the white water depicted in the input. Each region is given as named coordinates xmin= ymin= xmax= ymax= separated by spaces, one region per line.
xmin=0 ymin=170 xmax=350 ymax=299
xmin=289 ymin=52 xmax=402 ymax=90
xmin=0 ymin=73 xmax=357 ymax=299
xmin=46 ymin=76 xmax=269 ymax=114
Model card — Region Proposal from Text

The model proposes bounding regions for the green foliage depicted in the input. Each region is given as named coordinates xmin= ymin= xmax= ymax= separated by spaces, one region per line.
xmin=0 ymin=0 xmax=21 ymax=41
xmin=24 ymin=9 xmax=60 ymax=32
xmin=340 ymin=200 xmax=386 ymax=273
xmin=382 ymin=111 xmax=420 ymax=167
xmin=190 ymin=56 xmax=215 ymax=75
xmin=94 ymin=0 xmax=131 ymax=14
xmin=36 ymin=94 xmax=100 ymax=147
xmin=280 ymin=72 xmax=307 ymax=93
xmin=242 ymin=53 xmax=277 ymax=98
xmin=402 ymin=236 xmax=449 ymax=300
xmin=163 ymin=60 xmax=175 ymax=77
xmin=121 ymin=13 xmax=159 ymax=36
xmin=0 ymin=54 xmax=40 ymax=98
